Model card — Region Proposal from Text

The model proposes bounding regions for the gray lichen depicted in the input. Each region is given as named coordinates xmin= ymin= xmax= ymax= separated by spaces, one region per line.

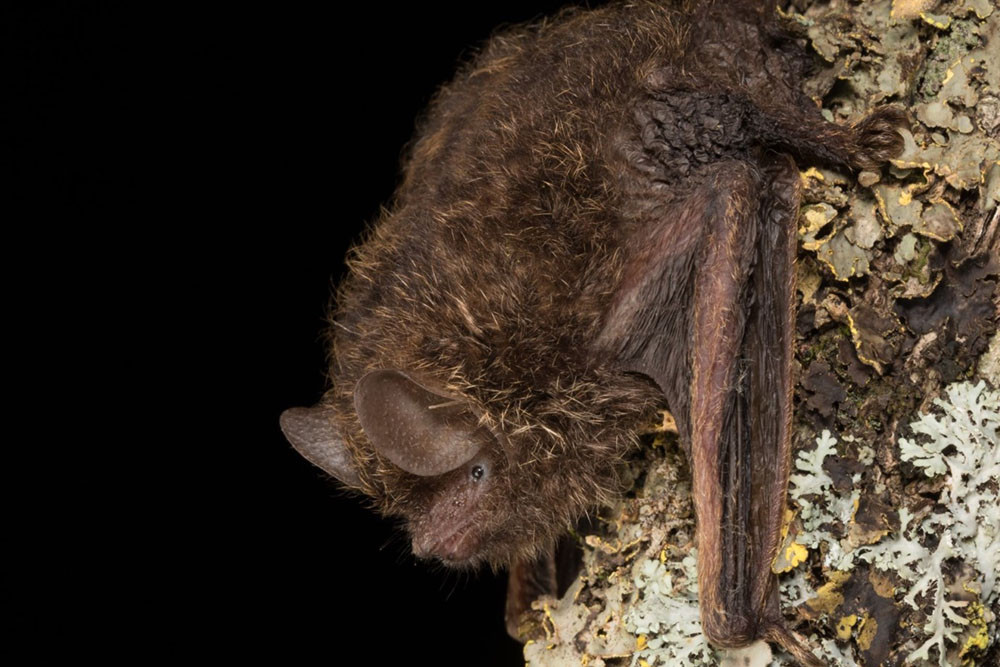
xmin=789 ymin=381 xmax=999 ymax=666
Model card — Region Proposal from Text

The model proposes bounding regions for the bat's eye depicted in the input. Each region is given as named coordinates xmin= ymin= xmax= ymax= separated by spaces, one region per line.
xmin=471 ymin=464 xmax=485 ymax=482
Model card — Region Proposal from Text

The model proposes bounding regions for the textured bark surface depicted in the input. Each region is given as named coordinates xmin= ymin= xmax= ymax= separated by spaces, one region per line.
xmin=519 ymin=1 xmax=999 ymax=665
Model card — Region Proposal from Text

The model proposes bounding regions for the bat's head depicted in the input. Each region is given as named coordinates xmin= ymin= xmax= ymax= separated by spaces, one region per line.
xmin=283 ymin=355 xmax=663 ymax=569
xmin=282 ymin=369 xmax=533 ymax=568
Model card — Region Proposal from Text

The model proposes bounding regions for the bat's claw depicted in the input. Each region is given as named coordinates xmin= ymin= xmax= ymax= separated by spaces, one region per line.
xmin=847 ymin=105 xmax=908 ymax=170
xmin=762 ymin=620 xmax=825 ymax=667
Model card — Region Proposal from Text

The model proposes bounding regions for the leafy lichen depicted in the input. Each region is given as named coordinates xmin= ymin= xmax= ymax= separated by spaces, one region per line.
xmin=798 ymin=382 xmax=1000 ymax=666
xmin=625 ymin=553 xmax=714 ymax=666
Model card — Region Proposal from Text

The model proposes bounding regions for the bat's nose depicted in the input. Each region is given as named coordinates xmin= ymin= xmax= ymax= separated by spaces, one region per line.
xmin=411 ymin=536 xmax=434 ymax=560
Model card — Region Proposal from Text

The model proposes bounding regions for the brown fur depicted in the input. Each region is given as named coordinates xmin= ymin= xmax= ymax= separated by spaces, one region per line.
xmin=298 ymin=1 xmax=904 ymax=662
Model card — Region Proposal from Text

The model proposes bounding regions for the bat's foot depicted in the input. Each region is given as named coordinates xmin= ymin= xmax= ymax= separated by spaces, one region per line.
xmin=762 ymin=621 xmax=825 ymax=667
xmin=504 ymin=532 xmax=585 ymax=641
xmin=505 ymin=550 xmax=556 ymax=640
xmin=749 ymin=101 xmax=908 ymax=173
xmin=846 ymin=105 xmax=908 ymax=170
xmin=702 ymin=609 xmax=824 ymax=666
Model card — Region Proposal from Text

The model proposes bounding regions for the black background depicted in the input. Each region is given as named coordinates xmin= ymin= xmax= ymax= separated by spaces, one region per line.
xmin=8 ymin=2 xmax=611 ymax=665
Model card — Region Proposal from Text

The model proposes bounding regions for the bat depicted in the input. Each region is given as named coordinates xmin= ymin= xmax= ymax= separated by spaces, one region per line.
xmin=280 ymin=1 xmax=904 ymax=663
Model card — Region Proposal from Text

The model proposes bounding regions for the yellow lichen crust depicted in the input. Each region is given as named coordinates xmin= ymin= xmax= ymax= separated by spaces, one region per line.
xmin=856 ymin=615 xmax=878 ymax=651
xmin=960 ymin=601 xmax=990 ymax=665
xmin=807 ymin=573 xmax=851 ymax=617
xmin=836 ymin=615 xmax=858 ymax=640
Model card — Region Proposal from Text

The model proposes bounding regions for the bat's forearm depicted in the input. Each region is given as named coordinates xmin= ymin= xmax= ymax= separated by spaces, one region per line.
xmin=689 ymin=162 xmax=760 ymax=645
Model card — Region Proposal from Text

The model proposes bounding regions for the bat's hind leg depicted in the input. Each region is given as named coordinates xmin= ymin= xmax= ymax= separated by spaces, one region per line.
xmin=752 ymin=102 xmax=908 ymax=171
xmin=505 ymin=532 xmax=585 ymax=641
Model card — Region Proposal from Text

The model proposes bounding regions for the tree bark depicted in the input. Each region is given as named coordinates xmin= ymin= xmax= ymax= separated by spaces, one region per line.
xmin=520 ymin=1 xmax=999 ymax=665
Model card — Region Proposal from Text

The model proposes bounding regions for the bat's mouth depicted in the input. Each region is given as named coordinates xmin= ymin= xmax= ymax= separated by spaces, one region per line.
xmin=411 ymin=514 xmax=480 ymax=564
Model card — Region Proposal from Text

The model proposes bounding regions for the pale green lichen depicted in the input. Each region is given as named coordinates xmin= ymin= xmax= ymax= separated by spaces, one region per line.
xmin=789 ymin=430 xmax=838 ymax=498
xmin=785 ymin=382 xmax=999 ymax=665
xmin=780 ymin=569 xmax=818 ymax=611
xmin=899 ymin=382 xmax=1000 ymax=603
xmin=626 ymin=553 xmax=715 ymax=666
xmin=789 ymin=430 xmax=859 ymax=571
xmin=855 ymin=381 xmax=999 ymax=666
xmin=526 ymin=386 xmax=998 ymax=667
xmin=856 ymin=508 xmax=926 ymax=582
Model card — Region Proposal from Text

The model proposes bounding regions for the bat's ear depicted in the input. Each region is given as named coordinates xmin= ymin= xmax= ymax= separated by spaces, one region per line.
xmin=354 ymin=369 xmax=487 ymax=476
xmin=280 ymin=405 xmax=361 ymax=487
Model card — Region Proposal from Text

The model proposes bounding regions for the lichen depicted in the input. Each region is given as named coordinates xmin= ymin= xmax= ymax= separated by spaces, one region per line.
xmin=522 ymin=1 xmax=1000 ymax=664
xmin=789 ymin=430 xmax=860 ymax=571
xmin=525 ymin=385 xmax=999 ymax=667
xmin=798 ymin=382 xmax=1000 ymax=666
xmin=625 ymin=553 xmax=714 ymax=666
